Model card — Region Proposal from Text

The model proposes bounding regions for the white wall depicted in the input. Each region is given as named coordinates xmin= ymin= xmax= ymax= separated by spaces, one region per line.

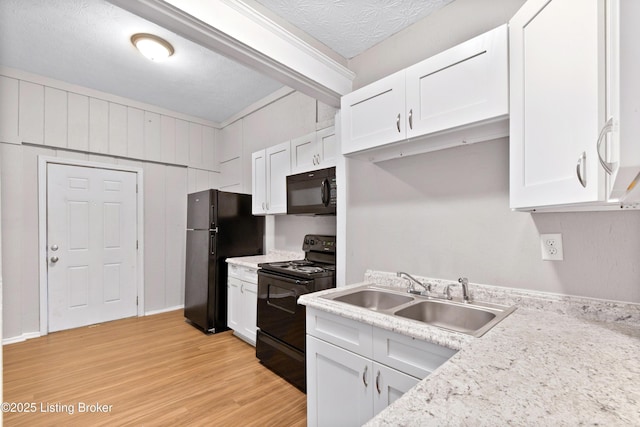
xmin=0 ymin=69 xmax=220 ymax=341
xmin=343 ymin=0 xmax=640 ymax=303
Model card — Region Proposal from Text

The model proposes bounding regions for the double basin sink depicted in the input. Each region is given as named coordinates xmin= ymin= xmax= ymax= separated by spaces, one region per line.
xmin=323 ymin=286 xmax=516 ymax=338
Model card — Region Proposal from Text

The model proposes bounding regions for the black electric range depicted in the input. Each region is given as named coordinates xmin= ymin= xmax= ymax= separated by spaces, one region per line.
xmin=256 ymin=235 xmax=336 ymax=392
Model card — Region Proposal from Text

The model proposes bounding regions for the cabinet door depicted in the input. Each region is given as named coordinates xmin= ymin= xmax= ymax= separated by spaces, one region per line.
xmin=251 ymin=150 xmax=267 ymax=214
xmin=290 ymin=131 xmax=318 ymax=174
xmin=341 ymin=70 xmax=406 ymax=155
xmin=316 ymin=126 xmax=336 ymax=168
xmin=227 ymin=277 xmax=242 ymax=332
xmin=307 ymin=336 xmax=373 ymax=427
xmin=372 ymin=362 xmax=419 ymax=417
xmin=265 ymin=141 xmax=291 ymax=214
xmin=405 ymin=25 xmax=508 ymax=139
xmin=509 ymin=0 xmax=606 ymax=209
xmin=241 ymin=281 xmax=258 ymax=344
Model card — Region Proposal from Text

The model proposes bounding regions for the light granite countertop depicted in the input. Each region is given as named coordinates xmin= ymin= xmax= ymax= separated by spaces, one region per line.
xmin=298 ymin=270 xmax=640 ymax=426
xmin=225 ymin=250 xmax=303 ymax=269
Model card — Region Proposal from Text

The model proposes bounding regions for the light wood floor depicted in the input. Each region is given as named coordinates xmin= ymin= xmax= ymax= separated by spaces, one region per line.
xmin=3 ymin=310 xmax=306 ymax=427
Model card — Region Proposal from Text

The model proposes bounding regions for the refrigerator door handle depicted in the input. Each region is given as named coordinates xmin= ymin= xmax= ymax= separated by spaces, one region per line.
xmin=210 ymin=233 xmax=215 ymax=255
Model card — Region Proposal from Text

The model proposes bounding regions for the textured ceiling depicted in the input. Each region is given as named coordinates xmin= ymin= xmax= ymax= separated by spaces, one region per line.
xmin=255 ymin=0 xmax=455 ymax=59
xmin=0 ymin=0 xmax=454 ymax=125
xmin=0 ymin=0 xmax=284 ymax=124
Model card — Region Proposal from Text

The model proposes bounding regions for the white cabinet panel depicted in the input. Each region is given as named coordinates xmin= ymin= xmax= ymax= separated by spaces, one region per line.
xmin=227 ymin=264 xmax=259 ymax=345
xmin=316 ymin=126 xmax=336 ymax=168
xmin=290 ymin=131 xmax=317 ymax=174
xmin=144 ymin=111 xmax=162 ymax=162
xmin=0 ymin=76 xmax=19 ymax=143
xmin=68 ymin=93 xmax=89 ymax=152
xmin=405 ymin=25 xmax=508 ymax=138
xmin=372 ymin=362 xmax=419 ymax=417
xmin=306 ymin=307 xmax=373 ymax=358
xmin=251 ymin=150 xmax=266 ymax=214
xmin=44 ymin=87 xmax=68 ymax=148
xmin=227 ymin=276 xmax=241 ymax=332
xmin=127 ymin=107 xmax=144 ymax=160
xmin=175 ymin=119 xmax=189 ymax=166
xmin=160 ymin=115 xmax=176 ymax=164
xmin=19 ymin=81 xmax=44 ymax=145
xmin=108 ymin=103 xmax=128 ymax=157
xmin=341 ymin=71 xmax=405 ymax=155
xmin=307 ymin=336 xmax=374 ymax=427
xmin=265 ymin=141 xmax=290 ymax=214
xmin=89 ymin=98 xmax=109 ymax=154
xmin=220 ymin=158 xmax=241 ymax=189
xmin=218 ymin=120 xmax=242 ymax=163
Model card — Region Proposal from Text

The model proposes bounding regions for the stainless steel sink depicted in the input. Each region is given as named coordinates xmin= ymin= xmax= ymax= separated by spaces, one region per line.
xmin=332 ymin=289 xmax=414 ymax=311
xmin=394 ymin=301 xmax=498 ymax=336
xmin=323 ymin=285 xmax=516 ymax=337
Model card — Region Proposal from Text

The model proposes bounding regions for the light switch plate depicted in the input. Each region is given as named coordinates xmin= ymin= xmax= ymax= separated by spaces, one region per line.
xmin=540 ymin=233 xmax=563 ymax=261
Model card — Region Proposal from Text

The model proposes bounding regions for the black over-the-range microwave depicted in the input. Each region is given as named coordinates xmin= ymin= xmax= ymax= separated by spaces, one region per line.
xmin=286 ymin=167 xmax=336 ymax=215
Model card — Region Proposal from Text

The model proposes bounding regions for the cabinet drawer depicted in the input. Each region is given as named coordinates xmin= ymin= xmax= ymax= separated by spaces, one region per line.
xmin=228 ymin=263 xmax=258 ymax=283
xmin=306 ymin=308 xmax=373 ymax=358
xmin=373 ymin=327 xmax=457 ymax=379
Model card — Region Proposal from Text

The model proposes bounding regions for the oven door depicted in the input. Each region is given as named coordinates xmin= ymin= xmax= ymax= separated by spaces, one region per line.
xmin=257 ymin=270 xmax=312 ymax=352
xmin=287 ymin=167 xmax=336 ymax=215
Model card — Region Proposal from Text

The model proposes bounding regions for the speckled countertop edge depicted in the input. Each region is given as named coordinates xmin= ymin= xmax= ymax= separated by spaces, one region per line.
xmin=225 ymin=250 xmax=304 ymax=269
xmin=299 ymin=270 xmax=640 ymax=426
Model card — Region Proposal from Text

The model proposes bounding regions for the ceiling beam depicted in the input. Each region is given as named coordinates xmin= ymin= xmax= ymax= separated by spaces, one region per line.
xmin=107 ymin=0 xmax=354 ymax=108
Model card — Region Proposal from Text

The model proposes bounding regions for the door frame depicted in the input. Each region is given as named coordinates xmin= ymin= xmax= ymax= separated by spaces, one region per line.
xmin=37 ymin=156 xmax=145 ymax=335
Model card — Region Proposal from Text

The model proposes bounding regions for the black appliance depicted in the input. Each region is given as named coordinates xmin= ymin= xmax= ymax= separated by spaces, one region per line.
xmin=287 ymin=167 xmax=337 ymax=215
xmin=185 ymin=189 xmax=264 ymax=333
xmin=256 ymin=235 xmax=336 ymax=392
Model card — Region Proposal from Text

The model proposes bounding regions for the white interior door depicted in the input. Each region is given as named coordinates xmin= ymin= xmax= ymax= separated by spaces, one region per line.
xmin=47 ymin=163 xmax=138 ymax=332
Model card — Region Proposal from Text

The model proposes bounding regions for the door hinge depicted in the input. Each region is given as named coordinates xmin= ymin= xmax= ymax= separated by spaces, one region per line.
xmin=136 ymin=184 xmax=139 ymax=193
xmin=136 ymin=296 xmax=139 ymax=306
xmin=136 ymin=240 xmax=139 ymax=250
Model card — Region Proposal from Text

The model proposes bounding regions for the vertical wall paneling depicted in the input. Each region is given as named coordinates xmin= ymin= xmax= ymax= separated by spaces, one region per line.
xmin=163 ymin=165 xmax=187 ymax=307
xmin=175 ymin=119 xmax=189 ymax=165
xmin=208 ymin=171 xmax=220 ymax=190
xmin=0 ymin=144 xmax=24 ymax=338
xmin=188 ymin=122 xmax=203 ymax=169
xmin=43 ymin=87 xmax=68 ymax=148
xmin=127 ymin=107 xmax=144 ymax=160
xmin=160 ymin=115 xmax=176 ymax=164
xmin=218 ymin=120 xmax=243 ymax=163
xmin=187 ymin=168 xmax=197 ymax=193
xmin=142 ymin=162 xmax=167 ymax=311
xmin=89 ymin=98 xmax=109 ymax=153
xmin=18 ymin=81 xmax=44 ymax=145
xmin=67 ymin=93 xmax=90 ymax=152
xmin=220 ymin=158 xmax=241 ymax=189
xmin=0 ymin=76 xmax=19 ymax=143
xmin=88 ymin=154 xmax=117 ymax=165
xmin=202 ymin=126 xmax=217 ymax=171
xmin=144 ymin=111 xmax=161 ymax=162
xmin=195 ymin=169 xmax=210 ymax=192
xmin=108 ymin=103 xmax=128 ymax=157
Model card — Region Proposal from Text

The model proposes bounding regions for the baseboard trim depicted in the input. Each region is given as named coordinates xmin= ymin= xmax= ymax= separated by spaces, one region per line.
xmin=3 ymin=331 xmax=41 ymax=345
xmin=144 ymin=305 xmax=184 ymax=316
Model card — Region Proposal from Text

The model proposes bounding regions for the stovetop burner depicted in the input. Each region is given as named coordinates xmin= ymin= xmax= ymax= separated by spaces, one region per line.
xmin=259 ymin=234 xmax=336 ymax=280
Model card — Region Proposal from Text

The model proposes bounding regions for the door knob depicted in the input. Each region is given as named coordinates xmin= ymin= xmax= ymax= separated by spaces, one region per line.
xmin=50 ymin=256 xmax=59 ymax=263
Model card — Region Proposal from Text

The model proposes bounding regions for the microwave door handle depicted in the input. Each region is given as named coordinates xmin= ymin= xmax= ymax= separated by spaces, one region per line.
xmin=321 ymin=178 xmax=330 ymax=207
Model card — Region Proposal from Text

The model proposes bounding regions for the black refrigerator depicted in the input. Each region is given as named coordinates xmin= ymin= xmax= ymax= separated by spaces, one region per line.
xmin=185 ymin=189 xmax=264 ymax=333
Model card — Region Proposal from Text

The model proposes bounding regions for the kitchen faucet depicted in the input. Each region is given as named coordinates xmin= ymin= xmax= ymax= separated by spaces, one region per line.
xmin=444 ymin=277 xmax=471 ymax=302
xmin=397 ymin=272 xmax=431 ymax=295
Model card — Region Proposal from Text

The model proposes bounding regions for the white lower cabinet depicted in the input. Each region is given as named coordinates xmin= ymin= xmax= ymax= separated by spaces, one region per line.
xmin=227 ymin=264 xmax=258 ymax=345
xmin=306 ymin=308 xmax=456 ymax=427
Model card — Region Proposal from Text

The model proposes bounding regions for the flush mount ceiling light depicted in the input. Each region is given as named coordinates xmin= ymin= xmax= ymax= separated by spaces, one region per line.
xmin=131 ymin=33 xmax=174 ymax=62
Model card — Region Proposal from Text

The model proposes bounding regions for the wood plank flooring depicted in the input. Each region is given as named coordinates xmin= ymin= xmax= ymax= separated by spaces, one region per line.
xmin=3 ymin=310 xmax=306 ymax=427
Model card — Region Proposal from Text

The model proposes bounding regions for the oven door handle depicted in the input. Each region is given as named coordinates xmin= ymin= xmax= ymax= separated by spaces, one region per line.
xmin=266 ymin=300 xmax=296 ymax=315
xmin=259 ymin=271 xmax=312 ymax=287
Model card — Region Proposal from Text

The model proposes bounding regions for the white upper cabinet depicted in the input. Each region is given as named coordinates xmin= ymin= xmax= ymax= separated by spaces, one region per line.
xmin=509 ymin=0 xmax=640 ymax=210
xmin=252 ymin=141 xmax=290 ymax=215
xmin=341 ymin=25 xmax=508 ymax=161
xmin=290 ymin=126 xmax=336 ymax=174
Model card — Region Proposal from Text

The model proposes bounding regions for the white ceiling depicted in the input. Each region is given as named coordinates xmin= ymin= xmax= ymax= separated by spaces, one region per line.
xmin=0 ymin=0 xmax=453 ymax=125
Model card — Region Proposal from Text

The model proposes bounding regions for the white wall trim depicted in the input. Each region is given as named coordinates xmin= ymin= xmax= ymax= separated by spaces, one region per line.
xmin=219 ymin=86 xmax=296 ymax=128
xmin=144 ymin=305 xmax=184 ymax=316
xmin=0 ymin=66 xmax=221 ymax=129
xmin=3 ymin=332 xmax=41 ymax=346
xmin=37 ymin=156 xmax=145 ymax=336
xmin=107 ymin=0 xmax=354 ymax=108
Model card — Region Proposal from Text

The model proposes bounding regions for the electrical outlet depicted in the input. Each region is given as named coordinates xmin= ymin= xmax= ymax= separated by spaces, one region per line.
xmin=540 ymin=233 xmax=563 ymax=261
